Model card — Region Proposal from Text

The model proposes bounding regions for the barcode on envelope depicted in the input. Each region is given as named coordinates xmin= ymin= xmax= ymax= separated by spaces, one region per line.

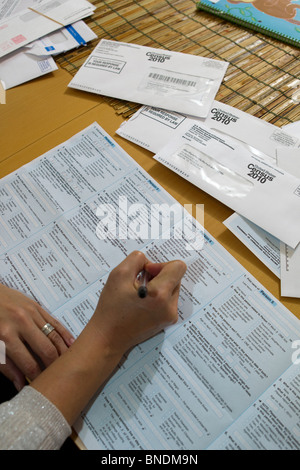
xmin=148 ymin=73 xmax=197 ymax=87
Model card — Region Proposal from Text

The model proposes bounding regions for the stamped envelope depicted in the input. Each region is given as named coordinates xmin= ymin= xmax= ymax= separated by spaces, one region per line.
xmin=0 ymin=0 xmax=95 ymax=58
xmin=69 ymin=39 xmax=229 ymax=118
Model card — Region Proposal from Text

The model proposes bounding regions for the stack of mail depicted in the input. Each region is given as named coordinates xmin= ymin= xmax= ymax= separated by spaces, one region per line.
xmin=116 ymin=102 xmax=300 ymax=299
xmin=66 ymin=35 xmax=300 ymax=299
xmin=0 ymin=0 xmax=96 ymax=89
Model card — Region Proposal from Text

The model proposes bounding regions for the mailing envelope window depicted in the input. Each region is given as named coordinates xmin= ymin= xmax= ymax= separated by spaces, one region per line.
xmin=69 ymin=39 xmax=229 ymax=118
xmin=154 ymin=121 xmax=300 ymax=249
xmin=172 ymin=144 xmax=254 ymax=198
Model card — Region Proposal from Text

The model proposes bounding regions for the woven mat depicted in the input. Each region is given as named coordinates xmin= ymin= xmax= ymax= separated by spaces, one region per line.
xmin=56 ymin=0 xmax=300 ymax=126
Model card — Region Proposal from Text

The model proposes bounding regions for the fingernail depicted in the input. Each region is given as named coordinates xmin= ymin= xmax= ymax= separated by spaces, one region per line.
xmin=13 ymin=380 xmax=22 ymax=392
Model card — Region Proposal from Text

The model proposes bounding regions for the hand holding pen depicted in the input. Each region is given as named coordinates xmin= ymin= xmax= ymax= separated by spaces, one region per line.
xmin=30 ymin=252 xmax=186 ymax=428
xmin=136 ymin=269 xmax=149 ymax=298
xmin=92 ymin=251 xmax=187 ymax=357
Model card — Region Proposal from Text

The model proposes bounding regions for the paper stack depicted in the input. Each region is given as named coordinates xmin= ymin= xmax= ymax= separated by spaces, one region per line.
xmin=0 ymin=0 xmax=97 ymax=89
xmin=115 ymin=103 xmax=300 ymax=299
xmin=65 ymin=35 xmax=300 ymax=299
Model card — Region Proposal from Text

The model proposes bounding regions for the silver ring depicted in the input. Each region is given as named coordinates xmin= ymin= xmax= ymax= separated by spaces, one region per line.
xmin=41 ymin=323 xmax=55 ymax=336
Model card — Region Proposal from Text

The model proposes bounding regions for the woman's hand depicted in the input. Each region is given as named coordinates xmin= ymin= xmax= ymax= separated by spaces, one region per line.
xmin=0 ymin=284 xmax=74 ymax=390
xmin=90 ymin=250 xmax=187 ymax=358
xmin=31 ymin=251 xmax=187 ymax=425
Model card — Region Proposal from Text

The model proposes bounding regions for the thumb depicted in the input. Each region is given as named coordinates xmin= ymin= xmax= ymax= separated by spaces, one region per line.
xmin=147 ymin=260 xmax=187 ymax=295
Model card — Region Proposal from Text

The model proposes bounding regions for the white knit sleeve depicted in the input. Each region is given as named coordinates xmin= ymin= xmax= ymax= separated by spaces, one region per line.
xmin=0 ymin=386 xmax=71 ymax=450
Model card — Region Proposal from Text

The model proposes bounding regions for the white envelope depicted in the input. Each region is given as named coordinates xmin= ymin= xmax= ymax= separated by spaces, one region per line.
xmin=154 ymin=121 xmax=300 ymax=248
xmin=224 ymin=213 xmax=281 ymax=278
xmin=117 ymin=102 xmax=300 ymax=159
xmin=25 ymin=20 xmax=97 ymax=56
xmin=0 ymin=20 xmax=97 ymax=89
xmin=0 ymin=0 xmax=95 ymax=58
xmin=277 ymin=147 xmax=300 ymax=297
xmin=282 ymin=120 xmax=300 ymax=137
xmin=277 ymin=148 xmax=300 ymax=176
xmin=69 ymin=39 xmax=229 ymax=118
xmin=280 ymin=243 xmax=300 ymax=298
xmin=222 ymin=150 xmax=300 ymax=290
xmin=0 ymin=47 xmax=57 ymax=89
xmin=0 ymin=0 xmax=41 ymax=20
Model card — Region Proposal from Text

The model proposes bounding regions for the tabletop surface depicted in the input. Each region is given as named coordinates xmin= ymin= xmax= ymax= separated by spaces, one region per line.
xmin=2 ymin=1 xmax=300 ymax=451
xmin=1 ymin=65 xmax=300 ymax=323
xmin=2 ymin=46 xmax=300 ymax=451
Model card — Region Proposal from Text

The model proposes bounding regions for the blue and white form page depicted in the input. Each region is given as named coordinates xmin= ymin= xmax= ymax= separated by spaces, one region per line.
xmin=0 ymin=123 xmax=300 ymax=450
xmin=70 ymin=231 xmax=300 ymax=450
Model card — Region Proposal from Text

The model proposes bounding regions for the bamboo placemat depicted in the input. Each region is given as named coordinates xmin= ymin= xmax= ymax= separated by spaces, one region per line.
xmin=56 ymin=0 xmax=300 ymax=126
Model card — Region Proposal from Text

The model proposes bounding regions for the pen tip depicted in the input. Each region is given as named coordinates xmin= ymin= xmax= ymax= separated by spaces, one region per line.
xmin=138 ymin=286 xmax=148 ymax=298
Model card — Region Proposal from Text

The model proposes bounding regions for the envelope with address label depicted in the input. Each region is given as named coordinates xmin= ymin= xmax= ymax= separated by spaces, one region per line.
xmin=154 ymin=121 xmax=300 ymax=249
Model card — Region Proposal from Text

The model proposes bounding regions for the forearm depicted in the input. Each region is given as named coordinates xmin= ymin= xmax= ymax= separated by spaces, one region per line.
xmin=0 ymin=387 xmax=71 ymax=450
xmin=31 ymin=254 xmax=186 ymax=427
xmin=0 ymin=252 xmax=186 ymax=450
xmin=30 ymin=325 xmax=123 ymax=425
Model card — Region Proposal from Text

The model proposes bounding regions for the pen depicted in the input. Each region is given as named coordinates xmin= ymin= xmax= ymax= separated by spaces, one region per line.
xmin=137 ymin=269 xmax=149 ymax=298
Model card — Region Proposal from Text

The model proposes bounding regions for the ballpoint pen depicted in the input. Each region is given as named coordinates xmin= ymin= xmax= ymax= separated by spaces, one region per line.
xmin=136 ymin=269 xmax=149 ymax=298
